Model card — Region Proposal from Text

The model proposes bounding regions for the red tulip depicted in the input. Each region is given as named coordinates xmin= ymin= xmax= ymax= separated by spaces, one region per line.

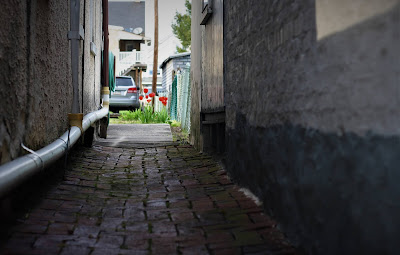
xmin=162 ymin=102 xmax=167 ymax=106
xmin=147 ymin=99 xmax=152 ymax=103
xmin=159 ymin=97 xmax=163 ymax=102
xmin=144 ymin=88 xmax=148 ymax=93
xmin=139 ymin=95 xmax=144 ymax=100
xmin=145 ymin=95 xmax=148 ymax=99
xmin=149 ymin=92 xmax=155 ymax=98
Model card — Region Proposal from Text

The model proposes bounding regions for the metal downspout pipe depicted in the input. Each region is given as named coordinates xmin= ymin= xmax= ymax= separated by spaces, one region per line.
xmin=0 ymin=103 xmax=109 ymax=198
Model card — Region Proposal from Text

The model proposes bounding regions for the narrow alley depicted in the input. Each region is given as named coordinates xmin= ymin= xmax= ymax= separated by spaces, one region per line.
xmin=2 ymin=0 xmax=398 ymax=254
xmin=0 ymin=125 xmax=299 ymax=255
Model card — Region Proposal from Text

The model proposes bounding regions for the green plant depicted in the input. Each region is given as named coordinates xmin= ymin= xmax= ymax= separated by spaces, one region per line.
xmin=170 ymin=120 xmax=181 ymax=127
xmin=155 ymin=108 xmax=171 ymax=124
xmin=119 ymin=109 xmax=141 ymax=121
xmin=139 ymin=105 xmax=155 ymax=123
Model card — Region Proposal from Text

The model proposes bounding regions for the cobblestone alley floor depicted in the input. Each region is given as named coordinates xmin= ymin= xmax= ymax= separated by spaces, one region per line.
xmin=0 ymin=125 xmax=300 ymax=255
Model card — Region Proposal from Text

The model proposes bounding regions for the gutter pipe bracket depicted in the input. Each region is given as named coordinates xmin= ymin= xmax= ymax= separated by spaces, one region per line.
xmin=68 ymin=113 xmax=84 ymax=135
xmin=101 ymin=87 xmax=110 ymax=107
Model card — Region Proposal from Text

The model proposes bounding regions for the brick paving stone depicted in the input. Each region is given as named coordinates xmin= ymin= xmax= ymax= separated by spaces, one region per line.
xmin=53 ymin=211 xmax=77 ymax=223
xmin=59 ymin=246 xmax=91 ymax=255
xmin=46 ymin=223 xmax=74 ymax=235
xmin=13 ymin=224 xmax=48 ymax=234
xmin=1 ymin=142 xmax=301 ymax=254
xmin=212 ymin=247 xmax=243 ymax=255
xmin=95 ymin=234 xmax=124 ymax=249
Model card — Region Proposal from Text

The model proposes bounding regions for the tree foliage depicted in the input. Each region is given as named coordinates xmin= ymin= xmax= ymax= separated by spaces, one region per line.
xmin=172 ymin=0 xmax=191 ymax=53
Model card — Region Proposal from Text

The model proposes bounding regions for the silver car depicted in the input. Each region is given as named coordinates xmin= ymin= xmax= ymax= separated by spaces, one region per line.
xmin=110 ymin=76 xmax=139 ymax=111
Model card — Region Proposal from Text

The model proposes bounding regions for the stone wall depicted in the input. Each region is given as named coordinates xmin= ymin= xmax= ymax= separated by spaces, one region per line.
xmin=224 ymin=0 xmax=400 ymax=254
xmin=0 ymin=0 xmax=103 ymax=164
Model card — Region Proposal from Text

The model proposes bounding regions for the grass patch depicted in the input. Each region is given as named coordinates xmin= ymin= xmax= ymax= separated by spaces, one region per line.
xmin=120 ymin=109 xmax=142 ymax=121
xmin=109 ymin=118 xmax=141 ymax=124
xmin=110 ymin=106 xmax=171 ymax=124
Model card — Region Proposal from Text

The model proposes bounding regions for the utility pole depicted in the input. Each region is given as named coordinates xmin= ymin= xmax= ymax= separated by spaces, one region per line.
xmin=152 ymin=0 xmax=158 ymax=108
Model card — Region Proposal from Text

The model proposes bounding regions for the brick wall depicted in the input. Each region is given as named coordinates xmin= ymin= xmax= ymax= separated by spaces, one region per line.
xmin=224 ymin=0 xmax=400 ymax=254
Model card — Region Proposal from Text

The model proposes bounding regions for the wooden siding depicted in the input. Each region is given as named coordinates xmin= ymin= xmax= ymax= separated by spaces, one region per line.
xmin=201 ymin=0 xmax=224 ymax=111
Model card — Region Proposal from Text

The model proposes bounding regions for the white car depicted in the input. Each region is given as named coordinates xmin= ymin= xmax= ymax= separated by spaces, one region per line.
xmin=109 ymin=76 xmax=139 ymax=112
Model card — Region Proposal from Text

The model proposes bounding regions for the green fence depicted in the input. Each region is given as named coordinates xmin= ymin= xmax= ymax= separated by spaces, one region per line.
xmin=162 ymin=67 xmax=191 ymax=132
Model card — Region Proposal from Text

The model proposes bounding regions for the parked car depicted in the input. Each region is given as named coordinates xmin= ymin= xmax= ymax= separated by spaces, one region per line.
xmin=110 ymin=76 xmax=139 ymax=112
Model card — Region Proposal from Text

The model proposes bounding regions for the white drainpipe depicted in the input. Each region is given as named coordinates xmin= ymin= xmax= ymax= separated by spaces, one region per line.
xmin=0 ymin=90 xmax=110 ymax=198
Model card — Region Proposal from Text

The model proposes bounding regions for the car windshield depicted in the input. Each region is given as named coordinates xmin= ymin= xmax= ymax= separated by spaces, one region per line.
xmin=116 ymin=77 xmax=133 ymax=86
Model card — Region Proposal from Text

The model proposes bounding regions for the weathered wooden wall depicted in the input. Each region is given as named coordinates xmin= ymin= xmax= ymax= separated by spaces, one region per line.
xmin=190 ymin=0 xmax=224 ymax=152
xmin=190 ymin=0 xmax=203 ymax=150
xmin=201 ymin=0 xmax=224 ymax=112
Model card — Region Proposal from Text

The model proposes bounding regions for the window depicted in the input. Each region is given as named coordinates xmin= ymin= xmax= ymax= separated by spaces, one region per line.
xmin=116 ymin=77 xmax=134 ymax=86
xmin=126 ymin=44 xmax=134 ymax=51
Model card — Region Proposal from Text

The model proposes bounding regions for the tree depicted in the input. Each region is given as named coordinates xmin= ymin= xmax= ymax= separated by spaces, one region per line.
xmin=172 ymin=0 xmax=191 ymax=53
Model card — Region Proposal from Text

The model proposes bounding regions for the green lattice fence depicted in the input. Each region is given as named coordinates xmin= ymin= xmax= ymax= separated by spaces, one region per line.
xmin=167 ymin=67 xmax=191 ymax=132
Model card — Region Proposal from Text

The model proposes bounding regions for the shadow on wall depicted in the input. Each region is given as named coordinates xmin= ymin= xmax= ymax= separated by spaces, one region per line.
xmin=226 ymin=2 xmax=400 ymax=255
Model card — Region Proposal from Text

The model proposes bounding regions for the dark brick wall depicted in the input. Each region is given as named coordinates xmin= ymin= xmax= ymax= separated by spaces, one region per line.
xmin=224 ymin=0 xmax=400 ymax=254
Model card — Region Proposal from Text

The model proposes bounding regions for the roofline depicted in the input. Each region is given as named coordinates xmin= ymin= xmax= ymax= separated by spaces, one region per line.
xmin=159 ymin=52 xmax=191 ymax=69
xmin=108 ymin=25 xmax=150 ymax=41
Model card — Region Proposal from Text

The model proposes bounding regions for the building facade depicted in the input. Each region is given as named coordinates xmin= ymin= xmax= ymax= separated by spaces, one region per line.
xmin=0 ymin=0 xmax=104 ymax=164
